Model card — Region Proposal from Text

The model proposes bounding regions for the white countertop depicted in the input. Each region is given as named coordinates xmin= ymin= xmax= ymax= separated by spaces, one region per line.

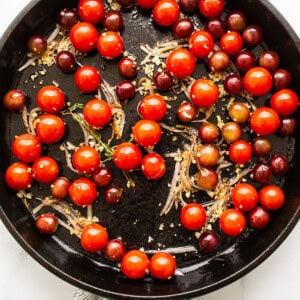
xmin=0 ymin=1 xmax=299 ymax=299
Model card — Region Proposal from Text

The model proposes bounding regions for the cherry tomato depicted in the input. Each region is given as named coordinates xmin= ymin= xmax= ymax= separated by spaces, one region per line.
xmin=232 ymin=183 xmax=258 ymax=211
xmin=244 ymin=67 xmax=272 ymax=96
xmin=198 ymin=0 xmax=225 ymax=18
xmin=83 ymin=99 xmax=112 ymax=128
xmin=141 ymin=153 xmax=166 ymax=180
xmin=259 ymin=185 xmax=285 ymax=210
xmin=138 ymin=94 xmax=167 ymax=121
xmin=92 ymin=166 xmax=113 ymax=188
xmin=137 ymin=0 xmax=158 ymax=9
xmin=97 ymin=31 xmax=124 ymax=59
xmin=104 ymin=238 xmax=126 ymax=261
xmin=36 ymin=85 xmax=65 ymax=113
xmin=270 ymin=88 xmax=299 ymax=116
xmin=189 ymin=30 xmax=214 ymax=58
xmin=166 ymin=48 xmax=196 ymax=79
xmin=32 ymin=156 xmax=59 ymax=184
xmin=12 ymin=133 xmax=42 ymax=163
xmin=228 ymin=140 xmax=252 ymax=164
xmin=35 ymin=213 xmax=59 ymax=235
xmin=78 ymin=0 xmax=105 ymax=24
xmin=74 ymin=66 xmax=101 ymax=93
xmin=132 ymin=119 xmax=162 ymax=148
xmin=2 ymin=89 xmax=26 ymax=112
xmin=180 ymin=203 xmax=206 ymax=230
xmin=69 ymin=177 xmax=98 ymax=206
xmin=35 ymin=114 xmax=65 ymax=144
xmin=121 ymin=249 xmax=150 ymax=279
xmin=152 ymin=0 xmax=180 ymax=27
xmin=51 ymin=176 xmax=71 ymax=199
xmin=190 ymin=78 xmax=219 ymax=107
xmin=149 ymin=252 xmax=176 ymax=280
xmin=81 ymin=223 xmax=108 ymax=252
xmin=113 ymin=142 xmax=142 ymax=171
xmin=72 ymin=146 xmax=100 ymax=173
xmin=220 ymin=31 xmax=243 ymax=56
xmin=5 ymin=162 xmax=33 ymax=190
xmin=69 ymin=22 xmax=98 ymax=52
xmin=219 ymin=208 xmax=246 ymax=236
xmin=250 ymin=106 xmax=280 ymax=136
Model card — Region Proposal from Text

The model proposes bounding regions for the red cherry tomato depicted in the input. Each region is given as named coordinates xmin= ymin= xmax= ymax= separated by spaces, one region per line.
xmin=228 ymin=140 xmax=252 ymax=164
xmin=32 ymin=156 xmax=59 ymax=184
xmin=138 ymin=94 xmax=167 ymax=121
xmin=113 ymin=142 xmax=142 ymax=171
xmin=250 ymin=106 xmax=280 ymax=135
xmin=72 ymin=145 xmax=100 ymax=173
xmin=12 ymin=133 xmax=42 ymax=163
xmin=270 ymin=88 xmax=299 ymax=116
xmin=121 ymin=249 xmax=150 ymax=279
xmin=152 ymin=0 xmax=180 ymax=27
xmin=198 ymin=0 xmax=225 ymax=18
xmin=219 ymin=208 xmax=246 ymax=236
xmin=77 ymin=0 xmax=105 ymax=24
xmin=189 ymin=30 xmax=214 ymax=58
xmin=69 ymin=177 xmax=98 ymax=206
xmin=74 ymin=66 xmax=101 ymax=93
xmin=149 ymin=252 xmax=176 ymax=280
xmin=190 ymin=78 xmax=219 ymax=107
xmin=220 ymin=31 xmax=243 ymax=56
xmin=36 ymin=85 xmax=65 ymax=113
xmin=232 ymin=183 xmax=258 ymax=211
xmin=180 ymin=203 xmax=207 ymax=230
xmin=137 ymin=0 xmax=158 ymax=9
xmin=69 ymin=22 xmax=98 ymax=52
xmin=97 ymin=31 xmax=124 ymax=59
xmin=81 ymin=223 xmax=108 ymax=252
xmin=83 ymin=99 xmax=112 ymax=128
xmin=5 ymin=162 xmax=33 ymax=190
xmin=35 ymin=114 xmax=65 ymax=144
xmin=259 ymin=185 xmax=285 ymax=210
xmin=166 ymin=48 xmax=196 ymax=79
xmin=141 ymin=153 xmax=166 ymax=180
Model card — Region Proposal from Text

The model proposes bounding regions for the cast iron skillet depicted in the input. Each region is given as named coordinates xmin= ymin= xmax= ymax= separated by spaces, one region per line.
xmin=0 ymin=0 xmax=299 ymax=299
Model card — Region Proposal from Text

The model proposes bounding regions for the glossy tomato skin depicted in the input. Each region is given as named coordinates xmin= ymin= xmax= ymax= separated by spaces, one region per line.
xmin=12 ymin=133 xmax=42 ymax=163
xmin=72 ymin=146 xmax=100 ymax=173
xmin=83 ymin=99 xmax=112 ymax=128
xmin=149 ymin=252 xmax=176 ymax=279
xmin=35 ymin=114 xmax=65 ymax=144
xmin=180 ymin=203 xmax=207 ymax=230
xmin=5 ymin=162 xmax=33 ymax=190
xmin=137 ymin=0 xmax=158 ymax=9
xmin=244 ymin=67 xmax=272 ymax=96
xmin=121 ymin=249 xmax=150 ymax=279
xmin=141 ymin=153 xmax=166 ymax=180
xmin=32 ymin=156 xmax=59 ymax=184
xmin=138 ymin=94 xmax=167 ymax=121
xmin=228 ymin=140 xmax=252 ymax=164
xmin=198 ymin=0 xmax=225 ymax=18
xmin=220 ymin=31 xmax=243 ymax=56
xmin=97 ymin=31 xmax=124 ymax=59
xmin=36 ymin=85 xmax=65 ymax=113
xmin=189 ymin=30 xmax=214 ymax=58
xmin=35 ymin=213 xmax=59 ymax=235
xmin=259 ymin=185 xmax=285 ymax=210
xmin=113 ymin=142 xmax=142 ymax=171
xmin=232 ymin=183 xmax=258 ymax=211
xmin=81 ymin=223 xmax=108 ymax=252
xmin=74 ymin=66 xmax=101 ymax=93
xmin=77 ymin=0 xmax=105 ymax=24
xmin=270 ymin=88 xmax=299 ymax=116
xmin=219 ymin=208 xmax=246 ymax=236
xmin=152 ymin=0 xmax=180 ymax=27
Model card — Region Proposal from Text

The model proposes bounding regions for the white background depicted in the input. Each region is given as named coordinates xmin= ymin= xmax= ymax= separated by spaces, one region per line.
xmin=0 ymin=1 xmax=299 ymax=299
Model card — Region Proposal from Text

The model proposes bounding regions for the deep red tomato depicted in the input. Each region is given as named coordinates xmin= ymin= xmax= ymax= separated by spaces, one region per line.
xmin=121 ymin=249 xmax=150 ymax=279
xmin=112 ymin=142 xmax=142 ymax=171
xmin=72 ymin=145 xmax=100 ymax=173
xmin=32 ymin=156 xmax=59 ymax=184
xmin=132 ymin=119 xmax=162 ymax=148
xmin=69 ymin=22 xmax=98 ymax=52
xmin=220 ymin=31 xmax=243 ymax=56
xmin=5 ymin=162 xmax=33 ymax=190
xmin=83 ymin=99 xmax=112 ymax=128
xmin=166 ymin=48 xmax=196 ymax=79
xmin=189 ymin=30 xmax=214 ymax=58
xmin=97 ymin=31 xmax=124 ymax=59
xmin=36 ymin=85 xmax=65 ymax=113
xmin=35 ymin=114 xmax=65 ymax=144
xmin=74 ymin=66 xmax=101 ymax=93
xmin=228 ymin=140 xmax=252 ymax=164
xmin=152 ymin=0 xmax=180 ymax=27
xmin=35 ymin=213 xmax=59 ymax=235
xmin=259 ymin=185 xmax=285 ymax=210
xmin=137 ymin=0 xmax=158 ymax=9
xmin=77 ymin=0 xmax=105 ymax=24
xmin=190 ymin=78 xmax=219 ymax=107
xmin=81 ymin=223 xmax=108 ymax=252
xmin=250 ymin=106 xmax=280 ymax=135
xmin=141 ymin=153 xmax=166 ymax=180
xmin=244 ymin=67 xmax=273 ymax=96
xmin=149 ymin=252 xmax=176 ymax=280
xmin=138 ymin=94 xmax=167 ymax=121
xmin=180 ymin=203 xmax=207 ymax=230
xmin=12 ymin=133 xmax=42 ymax=163
xmin=219 ymin=208 xmax=246 ymax=236
xmin=198 ymin=0 xmax=225 ymax=18
xmin=232 ymin=183 xmax=258 ymax=211
xmin=69 ymin=177 xmax=98 ymax=206
xmin=270 ymin=88 xmax=299 ymax=116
